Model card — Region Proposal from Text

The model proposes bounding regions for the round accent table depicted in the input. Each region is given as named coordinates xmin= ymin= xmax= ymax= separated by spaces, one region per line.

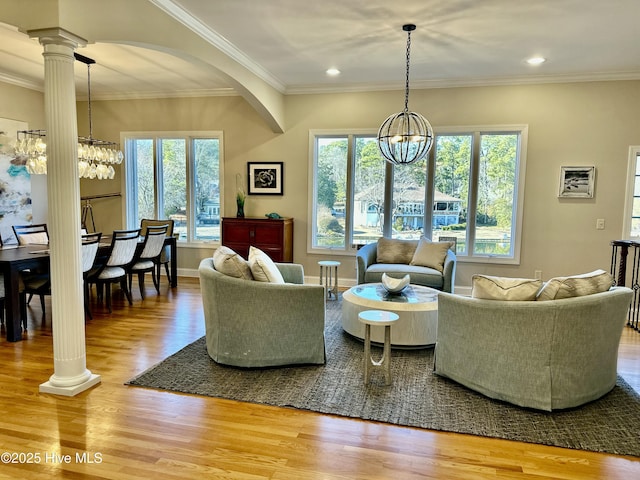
xmin=342 ymin=283 xmax=439 ymax=348
xmin=358 ymin=310 xmax=399 ymax=385
xmin=318 ymin=260 xmax=341 ymax=300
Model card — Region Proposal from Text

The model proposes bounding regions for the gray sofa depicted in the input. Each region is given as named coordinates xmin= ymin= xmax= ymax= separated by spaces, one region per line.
xmin=198 ymin=257 xmax=326 ymax=367
xmin=356 ymin=241 xmax=456 ymax=293
xmin=434 ymin=287 xmax=633 ymax=411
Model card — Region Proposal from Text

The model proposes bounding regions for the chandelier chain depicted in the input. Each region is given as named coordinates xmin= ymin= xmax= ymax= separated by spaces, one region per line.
xmin=404 ymin=28 xmax=411 ymax=113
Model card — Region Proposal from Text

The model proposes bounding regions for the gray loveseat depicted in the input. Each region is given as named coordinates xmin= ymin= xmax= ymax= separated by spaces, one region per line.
xmin=198 ymin=257 xmax=326 ymax=367
xmin=434 ymin=287 xmax=633 ymax=411
xmin=356 ymin=238 xmax=456 ymax=293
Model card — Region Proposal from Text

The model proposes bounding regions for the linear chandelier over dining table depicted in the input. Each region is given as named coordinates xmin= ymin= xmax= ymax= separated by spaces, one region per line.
xmin=14 ymin=52 xmax=123 ymax=180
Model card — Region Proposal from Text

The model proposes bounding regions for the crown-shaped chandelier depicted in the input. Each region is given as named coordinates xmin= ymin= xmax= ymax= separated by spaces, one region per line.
xmin=14 ymin=53 xmax=123 ymax=180
xmin=377 ymin=24 xmax=434 ymax=165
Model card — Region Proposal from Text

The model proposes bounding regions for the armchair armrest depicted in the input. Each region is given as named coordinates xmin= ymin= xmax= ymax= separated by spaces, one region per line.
xmin=276 ymin=263 xmax=304 ymax=284
xmin=442 ymin=249 xmax=457 ymax=293
xmin=356 ymin=242 xmax=377 ymax=284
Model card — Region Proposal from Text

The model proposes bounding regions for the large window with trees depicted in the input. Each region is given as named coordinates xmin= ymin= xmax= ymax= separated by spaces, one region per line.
xmin=309 ymin=125 xmax=527 ymax=263
xmin=124 ymin=132 xmax=223 ymax=243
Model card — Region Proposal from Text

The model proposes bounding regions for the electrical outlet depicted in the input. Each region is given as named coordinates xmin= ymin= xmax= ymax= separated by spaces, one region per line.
xmin=534 ymin=270 xmax=542 ymax=280
xmin=596 ymin=218 xmax=605 ymax=230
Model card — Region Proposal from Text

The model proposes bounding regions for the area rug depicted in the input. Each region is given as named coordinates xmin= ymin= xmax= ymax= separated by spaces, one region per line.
xmin=127 ymin=299 xmax=640 ymax=457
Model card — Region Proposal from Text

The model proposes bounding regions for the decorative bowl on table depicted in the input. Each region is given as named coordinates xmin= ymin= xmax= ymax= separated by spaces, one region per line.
xmin=381 ymin=273 xmax=410 ymax=294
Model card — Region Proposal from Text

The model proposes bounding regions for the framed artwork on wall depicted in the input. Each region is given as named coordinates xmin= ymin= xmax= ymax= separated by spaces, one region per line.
xmin=247 ymin=162 xmax=283 ymax=195
xmin=558 ymin=166 xmax=595 ymax=198
xmin=0 ymin=118 xmax=32 ymax=244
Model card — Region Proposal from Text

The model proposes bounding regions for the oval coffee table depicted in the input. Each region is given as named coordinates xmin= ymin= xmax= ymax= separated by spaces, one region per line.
xmin=342 ymin=283 xmax=439 ymax=348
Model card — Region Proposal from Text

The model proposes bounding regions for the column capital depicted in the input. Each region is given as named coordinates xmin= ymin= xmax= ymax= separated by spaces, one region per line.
xmin=27 ymin=27 xmax=87 ymax=50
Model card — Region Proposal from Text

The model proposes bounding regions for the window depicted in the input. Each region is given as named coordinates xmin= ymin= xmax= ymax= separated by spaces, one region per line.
xmin=124 ymin=132 xmax=223 ymax=243
xmin=309 ymin=125 xmax=528 ymax=263
xmin=623 ymin=146 xmax=640 ymax=238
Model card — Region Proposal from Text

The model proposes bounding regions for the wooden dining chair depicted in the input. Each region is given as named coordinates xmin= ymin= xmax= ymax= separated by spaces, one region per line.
xmin=13 ymin=223 xmax=50 ymax=324
xmin=128 ymin=224 xmax=169 ymax=298
xmin=87 ymin=229 xmax=140 ymax=313
xmin=140 ymin=219 xmax=175 ymax=286
xmin=81 ymin=232 xmax=102 ymax=319
xmin=0 ymin=234 xmax=4 ymax=327
xmin=12 ymin=223 xmax=49 ymax=246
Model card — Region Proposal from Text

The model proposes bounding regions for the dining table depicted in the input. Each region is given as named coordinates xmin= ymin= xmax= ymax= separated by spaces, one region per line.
xmin=0 ymin=235 xmax=177 ymax=342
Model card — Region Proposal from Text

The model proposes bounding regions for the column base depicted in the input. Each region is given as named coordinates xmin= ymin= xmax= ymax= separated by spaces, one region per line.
xmin=39 ymin=373 xmax=101 ymax=396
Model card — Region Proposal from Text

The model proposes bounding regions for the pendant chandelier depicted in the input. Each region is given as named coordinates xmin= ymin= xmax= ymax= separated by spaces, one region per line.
xmin=377 ymin=24 xmax=433 ymax=166
xmin=14 ymin=53 xmax=123 ymax=180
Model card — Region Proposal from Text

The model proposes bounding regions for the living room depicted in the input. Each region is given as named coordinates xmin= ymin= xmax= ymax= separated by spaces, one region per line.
xmin=0 ymin=1 xmax=639 ymax=478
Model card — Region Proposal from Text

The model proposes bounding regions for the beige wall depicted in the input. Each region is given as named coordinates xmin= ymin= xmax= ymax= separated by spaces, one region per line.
xmin=3 ymin=80 xmax=640 ymax=288
xmin=0 ymin=82 xmax=48 ymax=223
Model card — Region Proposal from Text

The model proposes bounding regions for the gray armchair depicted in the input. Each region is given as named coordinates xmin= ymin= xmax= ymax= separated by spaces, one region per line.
xmin=356 ymin=241 xmax=456 ymax=293
xmin=198 ymin=257 xmax=326 ymax=367
xmin=434 ymin=287 xmax=633 ymax=411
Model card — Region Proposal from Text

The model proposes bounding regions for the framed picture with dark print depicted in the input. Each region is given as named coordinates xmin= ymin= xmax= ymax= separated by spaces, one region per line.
xmin=558 ymin=166 xmax=595 ymax=198
xmin=247 ymin=162 xmax=283 ymax=195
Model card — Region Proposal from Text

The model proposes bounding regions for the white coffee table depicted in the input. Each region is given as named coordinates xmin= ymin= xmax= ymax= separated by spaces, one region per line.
xmin=342 ymin=283 xmax=439 ymax=348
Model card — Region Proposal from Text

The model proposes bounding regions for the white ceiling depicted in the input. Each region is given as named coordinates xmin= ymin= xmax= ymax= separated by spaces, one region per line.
xmin=1 ymin=0 xmax=640 ymax=99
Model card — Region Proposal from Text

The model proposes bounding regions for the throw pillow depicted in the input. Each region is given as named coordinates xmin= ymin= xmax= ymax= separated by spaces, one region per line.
xmin=376 ymin=237 xmax=419 ymax=264
xmin=213 ymin=246 xmax=253 ymax=280
xmin=248 ymin=246 xmax=285 ymax=283
xmin=409 ymin=237 xmax=453 ymax=272
xmin=471 ymin=274 xmax=543 ymax=301
xmin=536 ymin=269 xmax=614 ymax=301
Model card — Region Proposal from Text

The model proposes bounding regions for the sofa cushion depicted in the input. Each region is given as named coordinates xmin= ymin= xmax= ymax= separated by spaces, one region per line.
xmin=365 ymin=263 xmax=444 ymax=290
xmin=248 ymin=246 xmax=285 ymax=283
xmin=213 ymin=246 xmax=253 ymax=280
xmin=472 ymin=274 xmax=543 ymax=301
xmin=536 ymin=269 xmax=613 ymax=301
xmin=410 ymin=237 xmax=452 ymax=272
xmin=376 ymin=237 xmax=419 ymax=264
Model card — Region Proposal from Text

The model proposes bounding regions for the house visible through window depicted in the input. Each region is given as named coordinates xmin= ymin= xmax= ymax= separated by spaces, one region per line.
xmin=124 ymin=132 xmax=223 ymax=243
xmin=309 ymin=126 xmax=528 ymax=263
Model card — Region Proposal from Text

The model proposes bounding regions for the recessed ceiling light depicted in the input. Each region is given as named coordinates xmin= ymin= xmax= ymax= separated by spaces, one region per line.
xmin=326 ymin=68 xmax=340 ymax=76
xmin=526 ymin=56 xmax=546 ymax=66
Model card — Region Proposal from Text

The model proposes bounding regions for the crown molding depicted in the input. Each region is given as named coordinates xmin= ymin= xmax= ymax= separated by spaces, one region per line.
xmin=149 ymin=0 xmax=286 ymax=93
xmin=76 ymin=87 xmax=239 ymax=101
xmin=284 ymin=70 xmax=640 ymax=95
xmin=0 ymin=72 xmax=43 ymax=92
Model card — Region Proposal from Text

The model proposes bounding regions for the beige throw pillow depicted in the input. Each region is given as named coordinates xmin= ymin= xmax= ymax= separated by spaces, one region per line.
xmin=376 ymin=237 xmax=419 ymax=264
xmin=410 ymin=237 xmax=452 ymax=272
xmin=213 ymin=246 xmax=253 ymax=280
xmin=248 ymin=246 xmax=285 ymax=283
xmin=536 ymin=269 xmax=613 ymax=301
xmin=472 ymin=274 xmax=543 ymax=301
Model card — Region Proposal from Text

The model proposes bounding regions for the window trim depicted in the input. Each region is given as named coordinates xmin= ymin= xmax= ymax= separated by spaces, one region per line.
xmin=623 ymin=145 xmax=640 ymax=239
xmin=122 ymin=130 xmax=224 ymax=246
xmin=308 ymin=125 xmax=528 ymax=265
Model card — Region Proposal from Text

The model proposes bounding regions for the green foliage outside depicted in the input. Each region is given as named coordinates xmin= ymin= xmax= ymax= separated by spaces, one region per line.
xmin=133 ymin=137 xmax=220 ymax=240
xmin=315 ymin=132 xmax=518 ymax=255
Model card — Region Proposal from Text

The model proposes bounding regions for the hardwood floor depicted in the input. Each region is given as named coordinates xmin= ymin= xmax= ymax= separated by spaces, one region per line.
xmin=0 ymin=278 xmax=638 ymax=479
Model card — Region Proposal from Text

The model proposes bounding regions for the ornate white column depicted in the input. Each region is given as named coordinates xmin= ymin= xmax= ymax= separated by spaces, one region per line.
xmin=29 ymin=28 xmax=101 ymax=395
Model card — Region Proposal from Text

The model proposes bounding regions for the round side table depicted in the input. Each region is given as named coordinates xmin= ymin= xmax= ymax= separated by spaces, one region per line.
xmin=318 ymin=260 xmax=341 ymax=300
xmin=358 ymin=310 xmax=399 ymax=385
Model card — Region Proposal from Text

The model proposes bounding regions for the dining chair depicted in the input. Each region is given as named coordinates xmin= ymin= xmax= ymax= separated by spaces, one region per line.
xmin=13 ymin=223 xmax=50 ymax=323
xmin=81 ymin=232 xmax=102 ymax=319
xmin=12 ymin=223 xmax=49 ymax=246
xmin=140 ymin=219 xmax=175 ymax=286
xmin=128 ymin=224 xmax=169 ymax=299
xmin=87 ymin=229 xmax=141 ymax=313
xmin=0 ymin=234 xmax=4 ymax=327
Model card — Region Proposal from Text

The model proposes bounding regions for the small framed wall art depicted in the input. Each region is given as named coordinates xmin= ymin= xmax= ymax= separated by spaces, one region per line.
xmin=247 ymin=162 xmax=283 ymax=195
xmin=558 ymin=166 xmax=595 ymax=198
